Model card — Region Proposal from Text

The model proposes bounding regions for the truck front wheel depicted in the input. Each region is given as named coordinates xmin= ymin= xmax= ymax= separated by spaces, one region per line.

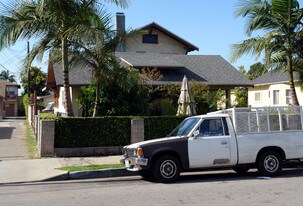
xmin=153 ymin=155 xmax=180 ymax=183
xmin=257 ymin=151 xmax=282 ymax=176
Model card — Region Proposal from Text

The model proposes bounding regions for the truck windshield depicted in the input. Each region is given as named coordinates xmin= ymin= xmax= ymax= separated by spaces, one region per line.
xmin=168 ymin=118 xmax=200 ymax=137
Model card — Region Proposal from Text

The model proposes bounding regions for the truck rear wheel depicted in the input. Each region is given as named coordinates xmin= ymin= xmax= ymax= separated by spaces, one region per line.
xmin=257 ymin=151 xmax=282 ymax=176
xmin=153 ymin=155 xmax=180 ymax=183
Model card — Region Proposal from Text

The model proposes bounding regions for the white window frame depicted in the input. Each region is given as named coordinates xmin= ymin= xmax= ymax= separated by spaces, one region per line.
xmin=254 ymin=92 xmax=261 ymax=102
xmin=273 ymin=90 xmax=280 ymax=105
xmin=286 ymin=89 xmax=291 ymax=105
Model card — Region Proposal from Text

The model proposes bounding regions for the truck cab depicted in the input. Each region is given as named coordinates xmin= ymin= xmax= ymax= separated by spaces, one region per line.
xmin=123 ymin=114 xmax=238 ymax=182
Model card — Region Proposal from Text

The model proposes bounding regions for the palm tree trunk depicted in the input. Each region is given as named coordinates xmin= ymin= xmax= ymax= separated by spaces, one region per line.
xmin=62 ymin=36 xmax=74 ymax=116
xmin=287 ymin=57 xmax=299 ymax=106
xmin=93 ymin=81 xmax=100 ymax=117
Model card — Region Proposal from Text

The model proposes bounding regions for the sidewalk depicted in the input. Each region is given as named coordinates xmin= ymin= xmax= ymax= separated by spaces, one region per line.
xmin=0 ymin=155 xmax=137 ymax=184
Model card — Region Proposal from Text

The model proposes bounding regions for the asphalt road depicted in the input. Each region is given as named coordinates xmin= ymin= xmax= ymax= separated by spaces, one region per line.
xmin=1 ymin=168 xmax=303 ymax=206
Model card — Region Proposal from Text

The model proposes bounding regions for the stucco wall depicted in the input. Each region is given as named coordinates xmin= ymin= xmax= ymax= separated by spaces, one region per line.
xmin=0 ymin=82 xmax=5 ymax=97
xmin=55 ymin=86 xmax=82 ymax=116
xmin=125 ymin=28 xmax=188 ymax=54
xmin=41 ymin=95 xmax=54 ymax=107
xmin=71 ymin=86 xmax=82 ymax=116
xmin=248 ymin=82 xmax=303 ymax=107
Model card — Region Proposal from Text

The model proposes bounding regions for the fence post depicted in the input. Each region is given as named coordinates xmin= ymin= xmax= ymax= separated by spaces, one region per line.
xmin=38 ymin=120 xmax=55 ymax=157
xmin=131 ymin=118 xmax=144 ymax=143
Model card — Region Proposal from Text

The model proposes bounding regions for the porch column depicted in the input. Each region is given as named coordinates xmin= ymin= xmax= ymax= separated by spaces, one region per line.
xmin=225 ymin=89 xmax=231 ymax=109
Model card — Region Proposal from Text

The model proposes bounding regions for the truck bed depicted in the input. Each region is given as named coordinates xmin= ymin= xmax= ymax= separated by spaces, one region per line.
xmin=210 ymin=106 xmax=303 ymax=134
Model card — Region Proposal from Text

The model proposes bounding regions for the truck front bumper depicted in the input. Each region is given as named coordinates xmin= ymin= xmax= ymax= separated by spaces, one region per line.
xmin=122 ymin=157 xmax=148 ymax=171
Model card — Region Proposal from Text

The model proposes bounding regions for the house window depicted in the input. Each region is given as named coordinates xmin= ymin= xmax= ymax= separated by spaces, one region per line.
xmin=142 ymin=34 xmax=158 ymax=44
xmin=5 ymin=87 xmax=17 ymax=100
xmin=286 ymin=89 xmax=291 ymax=105
xmin=255 ymin=92 xmax=261 ymax=102
xmin=273 ymin=90 xmax=280 ymax=105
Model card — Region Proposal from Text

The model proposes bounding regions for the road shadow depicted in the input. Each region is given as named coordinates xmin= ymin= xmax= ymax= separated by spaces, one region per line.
xmin=172 ymin=167 xmax=303 ymax=184
xmin=0 ymin=127 xmax=15 ymax=139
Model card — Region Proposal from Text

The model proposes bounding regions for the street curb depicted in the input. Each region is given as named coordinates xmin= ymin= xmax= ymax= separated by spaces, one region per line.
xmin=69 ymin=168 xmax=138 ymax=180
xmin=44 ymin=168 xmax=138 ymax=182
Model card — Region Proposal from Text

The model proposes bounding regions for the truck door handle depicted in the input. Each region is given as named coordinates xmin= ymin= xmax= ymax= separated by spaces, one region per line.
xmin=221 ymin=141 xmax=228 ymax=145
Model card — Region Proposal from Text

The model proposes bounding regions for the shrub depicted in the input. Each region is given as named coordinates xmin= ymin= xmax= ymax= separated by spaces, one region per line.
xmin=22 ymin=95 xmax=29 ymax=118
xmin=54 ymin=116 xmax=186 ymax=148
xmin=144 ymin=116 xmax=185 ymax=140
xmin=40 ymin=113 xmax=57 ymax=120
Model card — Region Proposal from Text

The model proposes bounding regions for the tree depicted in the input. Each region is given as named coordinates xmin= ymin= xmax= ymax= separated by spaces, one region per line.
xmin=247 ymin=62 xmax=267 ymax=80
xmin=67 ymin=6 xmax=135 ymax=117
xmin=231 ymin=0 xmax=303 ymax=106
xmin=238 ymin=65 xmax=246 ymax=75
xmin=234 ymin=87 xmax=248 ymax=107
xmin=0 ymin=69 xmax=16 ymax=82
xmin=77 ymin=66 xmax=149 ymax=116
xmin=0 ymin=0 xmax=128 ymax=116
xmin=21 ymin=66 xmax=47 ymax=96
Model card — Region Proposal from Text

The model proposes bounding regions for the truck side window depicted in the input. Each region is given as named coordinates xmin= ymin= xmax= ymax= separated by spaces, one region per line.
xmin=199 ymin=118 xmax=224 ymax=137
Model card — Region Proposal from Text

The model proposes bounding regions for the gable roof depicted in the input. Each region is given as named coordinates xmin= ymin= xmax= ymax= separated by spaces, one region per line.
xmin=47 ymin=62 xmax=92 ymax=87
xmin=116 ymin=52 xmax=252 ymax=87
xmin=253 ymin=70 xmax=300 ymax=85
xmin=139 ymin=22 xmax=199 ymax=53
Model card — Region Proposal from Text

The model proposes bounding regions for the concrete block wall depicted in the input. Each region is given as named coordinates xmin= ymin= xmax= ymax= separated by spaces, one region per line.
xmin=131 ymin=118 xmax=144 ymax=143
xmin=38 ymin=120 xmax=55 ymax=157
xmin=37 ymin=118 xmax=145 ymax=157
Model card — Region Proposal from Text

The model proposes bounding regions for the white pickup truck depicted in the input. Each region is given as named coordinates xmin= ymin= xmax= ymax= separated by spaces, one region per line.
xmin=123 ymin=106 xmax=303 ymax=183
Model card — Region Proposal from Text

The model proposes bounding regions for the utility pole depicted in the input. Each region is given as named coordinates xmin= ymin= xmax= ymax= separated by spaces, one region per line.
xmin=27 ymin=41 xmax=30 ymax=99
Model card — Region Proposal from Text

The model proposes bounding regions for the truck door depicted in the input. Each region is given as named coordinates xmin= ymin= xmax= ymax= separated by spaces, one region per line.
xmin=188 ymin=117 xmax=232 ymax=168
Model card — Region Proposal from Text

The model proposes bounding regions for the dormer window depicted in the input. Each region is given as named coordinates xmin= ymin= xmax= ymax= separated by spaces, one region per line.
xmin=142 ymin=34 xmax=158 ymax=44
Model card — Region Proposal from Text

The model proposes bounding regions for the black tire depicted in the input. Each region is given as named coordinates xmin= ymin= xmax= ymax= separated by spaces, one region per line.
xmin=152 ymin=155 xmax=181 ymax=183
xmin=232 ymin=165 xmax=250 ymax=174
xmin=257 ymin=151 xmax=282 ymax=176
xmin=138 ymin=170 xmax=154 ymax=180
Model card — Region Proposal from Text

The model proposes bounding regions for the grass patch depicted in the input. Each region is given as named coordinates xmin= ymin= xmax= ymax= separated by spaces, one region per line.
xmin=25 ymin=122 xmax=38 ymax=159
xmin=57 ymin=164 xmax=124 ymax=172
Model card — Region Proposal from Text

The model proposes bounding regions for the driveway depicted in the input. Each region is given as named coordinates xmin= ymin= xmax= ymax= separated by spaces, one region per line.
xmin=0 ymin=119 xmax=28 ymax=161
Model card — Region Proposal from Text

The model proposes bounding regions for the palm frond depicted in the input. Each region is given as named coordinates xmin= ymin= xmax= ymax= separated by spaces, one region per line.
xmin=230 ymin=36 xmax=268 ymax=62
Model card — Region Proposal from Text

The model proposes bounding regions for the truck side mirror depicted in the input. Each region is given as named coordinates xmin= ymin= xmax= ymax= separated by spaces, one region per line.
xmin=193 ymin=130 xmax=199 ymax=138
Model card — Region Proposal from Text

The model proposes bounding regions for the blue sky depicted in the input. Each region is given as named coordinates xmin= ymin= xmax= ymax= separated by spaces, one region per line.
xmin=1 ymin=0 xmax=303 ymax=85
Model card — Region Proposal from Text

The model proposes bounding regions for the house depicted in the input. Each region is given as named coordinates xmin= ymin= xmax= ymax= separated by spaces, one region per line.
xmin=0 ymin=80 xmax=20 ymax=118
xmin=46 ymin=13 xmax=252 ymax=116
xmin=248 ymin=70 xmax=303 ymax=107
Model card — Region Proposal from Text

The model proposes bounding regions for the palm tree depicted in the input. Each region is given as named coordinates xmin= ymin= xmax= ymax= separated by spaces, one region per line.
xmin=231 ymin=0 xmax=303 ymax=106
xmin=0 ymin=0 xmax=128 ymax=116
xmin=66 ymin=7 xmax=135 ymax=116
xmin=0 ymin=69 xmax=16 ymax=82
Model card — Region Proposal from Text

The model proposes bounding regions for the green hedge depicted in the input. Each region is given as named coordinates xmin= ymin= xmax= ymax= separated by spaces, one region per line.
xmin=54 ymin=117 xmax=131 ymax=148
xmin=53 ymin=116 xmax=186 ymax=148
xmin=144 ymin=116 xmax=185 ymax=140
